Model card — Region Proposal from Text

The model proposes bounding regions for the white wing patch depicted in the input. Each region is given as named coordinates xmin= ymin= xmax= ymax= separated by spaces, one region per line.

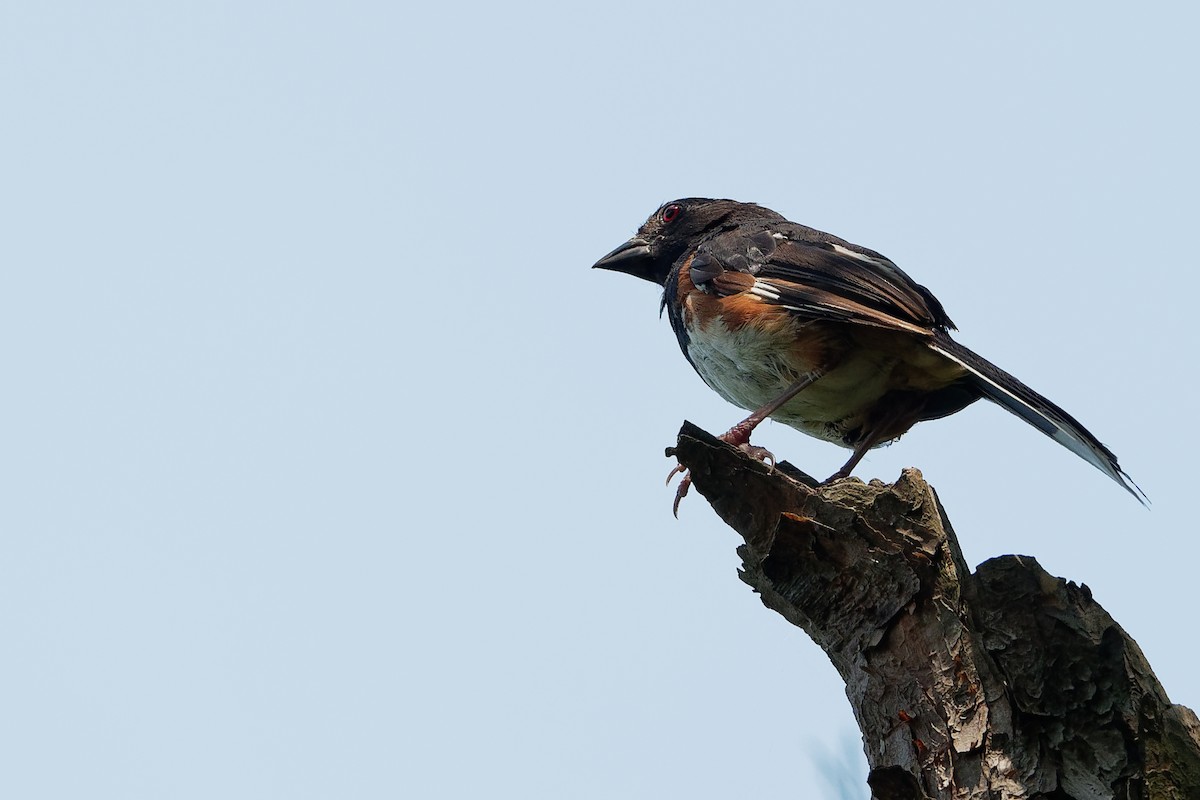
xmin=831 ymin=244 xmax=893 ymax=269
xmin=748 ymin=280 xmax=782 ymax=301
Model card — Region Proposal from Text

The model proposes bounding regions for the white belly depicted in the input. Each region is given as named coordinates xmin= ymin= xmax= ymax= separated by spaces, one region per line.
xmin=685 ymin=319 xmax=897 ymax=446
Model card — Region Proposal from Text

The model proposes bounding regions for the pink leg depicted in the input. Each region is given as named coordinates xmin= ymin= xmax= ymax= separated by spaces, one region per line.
xmin=823 ymin=399 xmax=924 ymax=484
xmin=670 ymin=369 xmax=826 ymax=516
xmin=825 ymin=442 xmax=872 ymax=483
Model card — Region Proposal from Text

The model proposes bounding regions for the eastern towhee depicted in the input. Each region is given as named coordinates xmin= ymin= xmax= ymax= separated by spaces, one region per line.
xmin=593 ymin=198 xmax=1144 ymax=513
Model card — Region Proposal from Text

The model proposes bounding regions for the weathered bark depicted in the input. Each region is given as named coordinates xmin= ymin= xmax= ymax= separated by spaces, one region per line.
xmin=667 ymin=422 xmax=1200 ymax=800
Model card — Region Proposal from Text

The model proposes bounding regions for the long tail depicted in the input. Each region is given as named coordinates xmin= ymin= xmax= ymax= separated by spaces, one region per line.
xmin=930 ymin=331 xmax=1146 ymax=504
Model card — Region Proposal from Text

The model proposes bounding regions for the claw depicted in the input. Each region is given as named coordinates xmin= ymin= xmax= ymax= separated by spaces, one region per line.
xmin=667 ymin=441 xmax=777 ymax=516
xmin=672 ymin=473 xmax=691 ymax=518
xmin=667 ymin=462 xmax=692 ymax=517
xmin=738 ymin=443 xmax=776 ymax=472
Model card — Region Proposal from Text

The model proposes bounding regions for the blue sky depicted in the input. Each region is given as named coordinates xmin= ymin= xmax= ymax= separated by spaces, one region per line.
xmin=3 ymin=2 xmax=1198 ymax=798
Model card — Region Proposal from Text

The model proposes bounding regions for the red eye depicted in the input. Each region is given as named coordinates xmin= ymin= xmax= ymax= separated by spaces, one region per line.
xmin=661 ymin=204 xmax=682 ymax=224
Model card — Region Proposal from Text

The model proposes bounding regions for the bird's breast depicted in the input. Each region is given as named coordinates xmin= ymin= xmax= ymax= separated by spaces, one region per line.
xmin=677 ymin=291 xmax=897 ymax=445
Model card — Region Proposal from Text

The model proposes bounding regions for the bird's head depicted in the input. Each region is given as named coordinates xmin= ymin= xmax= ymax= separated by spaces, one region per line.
xmin=592 ymin=198 xmax=781 ymax=285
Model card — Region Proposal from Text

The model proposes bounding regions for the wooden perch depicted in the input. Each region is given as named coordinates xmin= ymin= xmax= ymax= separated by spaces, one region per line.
xmin=667 ymin=421 xmax=1200 ymax=800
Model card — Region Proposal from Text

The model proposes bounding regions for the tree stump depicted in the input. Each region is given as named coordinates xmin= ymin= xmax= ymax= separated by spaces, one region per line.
xmin=667 ymin=422 xmax=1200 ymax=800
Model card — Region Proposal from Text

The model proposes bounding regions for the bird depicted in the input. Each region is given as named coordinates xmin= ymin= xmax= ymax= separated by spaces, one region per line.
xmin=592 ymin=198 xmax=1144 ymax=513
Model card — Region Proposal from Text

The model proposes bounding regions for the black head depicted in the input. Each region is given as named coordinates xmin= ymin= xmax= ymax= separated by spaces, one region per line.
xmin=592 ymin=198 xmax=784 ymax=285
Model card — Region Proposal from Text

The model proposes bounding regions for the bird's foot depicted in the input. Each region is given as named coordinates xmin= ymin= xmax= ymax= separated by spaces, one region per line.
xmin=717 ymin=422 xmax=777 ymax=472
xmin=821 ymin=467 xmax=850 ymax=484
xmin=667 ymin=428 xmax=777 ymax=516
xmin=737 ymin=443 xmax=777 ymax=471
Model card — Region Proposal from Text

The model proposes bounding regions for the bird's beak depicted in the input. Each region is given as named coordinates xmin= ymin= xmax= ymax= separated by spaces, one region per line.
xmin=592 ymin=237 xmax=658 ymax=283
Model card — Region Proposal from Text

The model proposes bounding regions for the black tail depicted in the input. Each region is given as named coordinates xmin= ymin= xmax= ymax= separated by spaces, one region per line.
xmin=930 ymin=332 xmax=1146 ymax=504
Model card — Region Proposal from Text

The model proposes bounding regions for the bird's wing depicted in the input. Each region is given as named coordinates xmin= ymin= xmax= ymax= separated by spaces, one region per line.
xmin=685 ymin=223 xmax=1147 ymax=503
xmin=691 ymin=227 xmax=955 ymax=335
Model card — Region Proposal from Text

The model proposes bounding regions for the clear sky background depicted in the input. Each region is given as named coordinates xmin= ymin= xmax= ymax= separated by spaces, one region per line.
xmin=3 ymin=3 xmax=1197 ymax=798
